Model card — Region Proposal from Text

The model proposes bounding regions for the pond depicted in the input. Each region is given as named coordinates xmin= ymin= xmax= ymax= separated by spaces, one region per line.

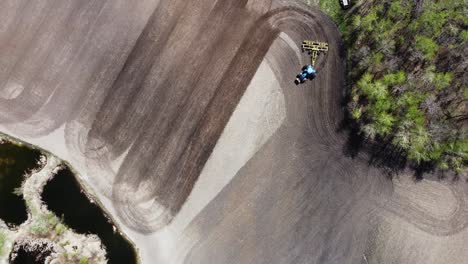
xmin=42 ymin=167 xmax=137 ymax=264
xmin=9 ymin=240 xmax=52 ymax=264
xmin=0 ymin=142 xmax=41 ymax=226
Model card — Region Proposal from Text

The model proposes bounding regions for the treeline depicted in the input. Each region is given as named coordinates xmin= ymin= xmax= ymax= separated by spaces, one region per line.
xmin=338 ymin=0 xmax=467 ymax=175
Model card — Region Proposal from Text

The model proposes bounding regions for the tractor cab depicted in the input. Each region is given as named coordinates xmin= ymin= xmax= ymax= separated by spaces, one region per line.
xmin=295 ymin=65 xmax=316 ymax=84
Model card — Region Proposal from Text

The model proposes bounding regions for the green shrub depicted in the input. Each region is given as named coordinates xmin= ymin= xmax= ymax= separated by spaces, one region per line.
xmin=433 ymin=72 xmax=453 ymax=90
xmin=415 ymin=36 xmax=439 ymax=59
xmin=461 ymin=30 xmax=468 ymax=41
xmin=30 ymin=212 xmax=61 ymax=236
xmin=361 ymin=11 xmax=378 ymax=33
xmin=319 ymin=0 xmax=341 ymax=21
xmin=375 ymin=112 xmax=396 ymax=135
xmin=383 ymin=71 xmax=406 ymax=86
xmin=30 ymin=217 xmax=48 ymax=235
xmin=47 ymin=213 xmax=59 ymax=227
xmin=410 ymin=4 xmax=449 ymax=37
xmin=351 ymin=107 xmax=362 ymax=120
xmin=372 ymin=52 xmax=384 ymax=65
xmin=387 ymin=1 xmax=403 ymax=20
xmin=319 ymin=0 xmax=348 ymax=33
xmin=55 ymin=223 xmax=66 ymax=235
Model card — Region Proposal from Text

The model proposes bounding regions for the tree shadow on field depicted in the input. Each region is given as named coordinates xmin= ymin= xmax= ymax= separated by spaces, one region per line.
xmin=412 ymin=162 xmax=435 ymax=180
xmin=335 ymin=40 xmax=442 ymax=181
xmin=337 ymin=114 xmax=407 ymax=179
xmin=337 ymin=114 xmax=452 ymax=181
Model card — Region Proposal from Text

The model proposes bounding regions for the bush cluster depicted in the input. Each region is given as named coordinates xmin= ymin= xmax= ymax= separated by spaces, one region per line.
xmin=340 ymin=0 xmax=467 ymax=174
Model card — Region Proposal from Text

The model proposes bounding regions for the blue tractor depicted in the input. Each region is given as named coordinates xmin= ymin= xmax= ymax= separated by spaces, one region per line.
xmin=295 ymin=40 xmax=328 ymax=85
xmin=295 ymin=65 xmax=316 ymax=84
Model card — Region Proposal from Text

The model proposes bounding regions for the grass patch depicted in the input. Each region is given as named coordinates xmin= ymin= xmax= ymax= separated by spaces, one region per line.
xmin=319 ymin=0 xmax=347 ymax=33
xmin=0 ymin=231 xmax=5 ymax=256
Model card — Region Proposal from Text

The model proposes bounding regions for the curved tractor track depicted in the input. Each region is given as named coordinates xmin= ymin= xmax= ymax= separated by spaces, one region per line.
xmin=0 ymin=0 xmax=467 ymax=263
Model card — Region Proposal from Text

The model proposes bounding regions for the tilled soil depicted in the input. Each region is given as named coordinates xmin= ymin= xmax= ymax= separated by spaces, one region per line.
xmin=0 ymin=1 xmax=467 ymax=264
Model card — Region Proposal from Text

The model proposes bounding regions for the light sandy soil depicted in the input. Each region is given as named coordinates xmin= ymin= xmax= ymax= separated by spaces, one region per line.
xmin=0 ymin=0 xmax=467 ymax=264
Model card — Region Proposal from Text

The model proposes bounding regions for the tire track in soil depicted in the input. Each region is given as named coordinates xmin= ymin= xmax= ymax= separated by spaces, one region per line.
xmin=0 ymin=2 xmax=467 ymax=263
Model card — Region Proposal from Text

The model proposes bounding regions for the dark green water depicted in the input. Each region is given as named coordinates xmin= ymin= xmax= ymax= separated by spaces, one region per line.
xmin=11 ymin=250 xmax=38 ymax=264
xmin=42 ymin=167 xmax=137 ymax=264
xmin=0 ymin=142 xmax=41 ymax=226
xmin=10 ymin=240 xmax=52 ymax=264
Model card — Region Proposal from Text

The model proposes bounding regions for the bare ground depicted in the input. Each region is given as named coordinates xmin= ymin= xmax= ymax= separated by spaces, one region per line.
xmin=0 ymin=0 xmax=467 ymax=263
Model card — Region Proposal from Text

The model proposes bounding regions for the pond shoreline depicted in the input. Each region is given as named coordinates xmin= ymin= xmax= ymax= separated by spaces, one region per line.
xmin=0 ymin=132 xmax=140 ymax=264
xmin=0 ymin=139 xmax=41 ymax=228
